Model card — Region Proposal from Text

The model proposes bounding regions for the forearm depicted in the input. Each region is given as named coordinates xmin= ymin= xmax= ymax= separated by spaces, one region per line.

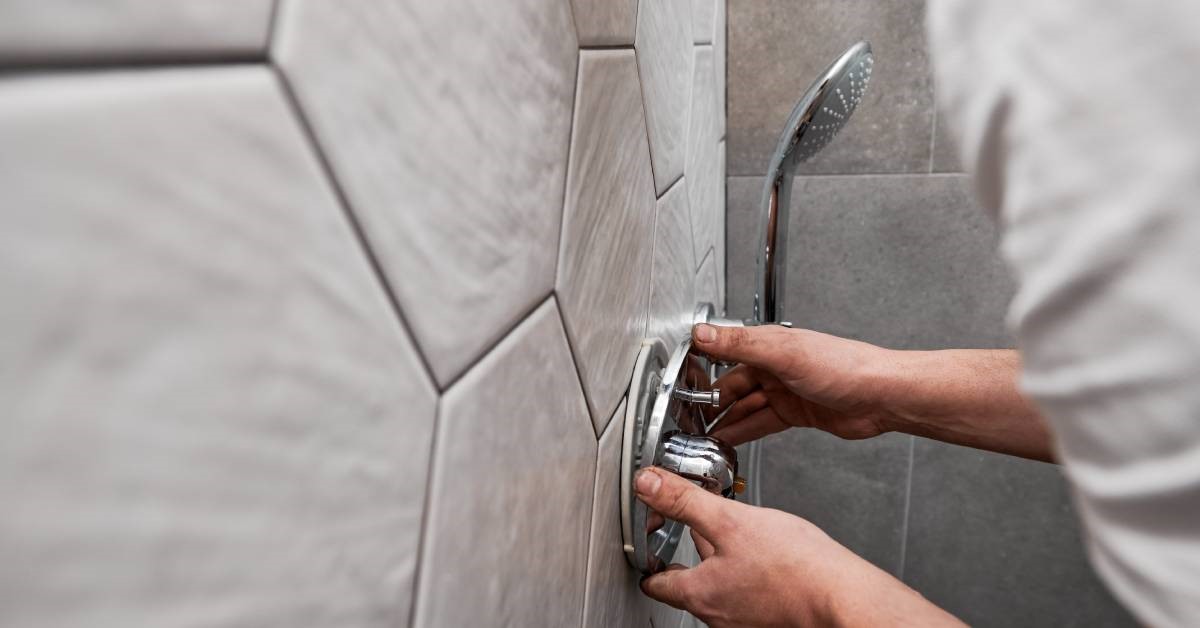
xmin=872 ymin=349 xmax=1055 ymax=462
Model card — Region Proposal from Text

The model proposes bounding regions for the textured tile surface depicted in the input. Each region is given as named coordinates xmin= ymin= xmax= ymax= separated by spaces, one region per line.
xmin=692 ymin=0 xmax=716 ymax=44
xmin=0 ymin=1 xmax=273 ymax=63
xmin=419 ymin=299 xmax=595 ymax=627
xmin=686 ymin=46 xmax=722 ymax=270
xmin=558 ymin=50 xmax=657 ymax=432
xmin=714 ymin=0 xmax=727 ymax=138
xmin=584 ymin=399 xmax=652 ymax=628
xmin=905 ymin=441 xmax=1135 ymax=627
xmin=647 ymin=180 xmax=698 ymax=349
xmin=725 ymin=175 xmax=1014 ymax=346
xmin=716 ymin=140 xmax=726 ymax=307
xmin=696 ymin=246 xmax=720 ymax=311
xmin=636 ymin=0 xmax=693 ymax=195
xmin=571 ymin=0 xmax=637 ymax=46
xmin=931 ymin=108 xmax=965 ymax=173
xmin=0 ymin=68 xmax=437 ymax=627
xmin=727 ymin=0 xmax=933 ymax=175
xmin=761 ymin=431 xmax=911 ymax=575
xmin=275 ymin=0 xmax=578 ymax=386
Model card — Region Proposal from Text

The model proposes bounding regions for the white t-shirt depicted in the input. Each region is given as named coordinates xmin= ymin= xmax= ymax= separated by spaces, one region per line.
xmin=926 ymin=1 xmax=1200 ymax=625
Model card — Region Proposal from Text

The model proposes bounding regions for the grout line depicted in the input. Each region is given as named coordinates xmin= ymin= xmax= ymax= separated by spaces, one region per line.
xmin=897 ymin=435 xmax=916 ymax=580
xmin=436 ymin=290 xmax=554 ymax=393
xmin=552 ymin=292 xmax=604 ymax=438
xmin=579 ymin=44 xmax=637 ymax=51
xmin=724 ymin=172 xmax=969 ymax=180
xmin=656 ymin=172 xmax=684 ymax=202
xmin=630 ymin=36 xmax=662 ymax=198
xmin=407 ymin=395 xmax=443 ymax=628
xmin=268 ymin=64 xmax=440 ymax=388
xmin=0 ymin=56 xmax=263 ymax=74
xmin=263 ymin=0 xmax=284 ymax=55
xmin=554 ymin=50 xmax=582 ymax=309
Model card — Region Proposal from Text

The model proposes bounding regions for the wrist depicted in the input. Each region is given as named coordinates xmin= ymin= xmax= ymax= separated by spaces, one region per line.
xmin=855 ymin=347 xmax=921 ymax=435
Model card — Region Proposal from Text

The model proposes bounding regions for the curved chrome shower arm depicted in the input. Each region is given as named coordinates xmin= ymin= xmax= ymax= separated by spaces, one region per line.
xmin=751 ymin=41 xmax=873 ymax=326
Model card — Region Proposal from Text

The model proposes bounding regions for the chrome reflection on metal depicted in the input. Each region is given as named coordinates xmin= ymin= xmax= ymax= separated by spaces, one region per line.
xmin=622 ymin=338 xmax=739 ymax=574
xmin=660 ymin=434 xmax=739 ymax=497
xmin=754 ymin=41 xmax=873 ymax=326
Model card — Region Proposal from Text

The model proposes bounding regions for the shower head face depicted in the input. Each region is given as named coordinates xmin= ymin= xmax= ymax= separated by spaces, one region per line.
xmin=773 ymin=41 xmax=874 ymax=169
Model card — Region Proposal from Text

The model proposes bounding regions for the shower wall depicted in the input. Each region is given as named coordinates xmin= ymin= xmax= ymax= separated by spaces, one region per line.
xmin=0 ymin=1 xmax=726 ymax=627
xmin=725 ymin=1 xmax=1132 ymax=626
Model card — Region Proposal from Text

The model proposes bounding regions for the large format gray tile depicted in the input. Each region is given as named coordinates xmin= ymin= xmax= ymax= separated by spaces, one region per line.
xmin=648 ymin=179 xmax=698 ymax=349
xmin=0 ymin=67 xmax=436 ymax=627
xmin=636 ymin=0 xmax=693 ymax=196
xmin=727 ymin=0 xmax=933 ymax=175
xmin=904 ymin=440 xmax=1136 ymax=627
xmin=558 ymin=49 xmax=657 ymax=432
xmin=584 ymin=398 xmax=676 ymax=628
xmin=761 ymin=431 xmax=912 ymax=575
xmin=725 ymin=174 xmax=1014 ymax=347
xmin=418 ymin=299 xmax=595 ymax=627
xmin=686 ymin=46 xmax=723 ymax=271
xmin=692 ymin=0 xmax=716 ymax=44
xmin=572 ymin=0 xmax=637 ymax=46
xmin=0 ymin=1 xmax=273 ymax=63
xmin=275 ymin=0 xmax=578 ymax=387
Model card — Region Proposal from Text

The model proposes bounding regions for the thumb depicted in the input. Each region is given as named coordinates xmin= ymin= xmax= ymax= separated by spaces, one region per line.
xmin=636 ymin=467 xmax=735 ymax=545
xmin=640 ymin=565 xmax=696 ymax=610
xmin=692 ymin=323 xmax=795 ymax=375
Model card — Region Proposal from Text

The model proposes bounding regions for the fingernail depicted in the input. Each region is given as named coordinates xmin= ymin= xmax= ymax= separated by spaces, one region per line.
xmin=636 ymin=469 xmax=662 ymax=495
xmin=694 ymin=323 xmax=717 ymax=343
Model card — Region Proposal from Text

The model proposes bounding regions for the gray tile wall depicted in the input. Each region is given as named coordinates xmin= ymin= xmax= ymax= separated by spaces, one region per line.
xmin=725 ymin=1 xmax=1134 ymax=625
xmin=0 ymin=1 xmax=727 ymax=627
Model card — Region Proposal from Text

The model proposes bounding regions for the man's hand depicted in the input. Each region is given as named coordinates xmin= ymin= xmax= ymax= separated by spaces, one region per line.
xmin=636 ymin=467 xmax=964 ymax=627
xmin=694 ymin=323 xmax=901 ymax=446
xmin=693 ymin=323 xmax=1055 ymax=462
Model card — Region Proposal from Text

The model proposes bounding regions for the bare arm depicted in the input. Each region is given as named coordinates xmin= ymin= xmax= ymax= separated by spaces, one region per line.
xmin=875 ymin=349 xmax=1053 ymax=462
xmin=695 ymin=324 xmax=1054 ymax=462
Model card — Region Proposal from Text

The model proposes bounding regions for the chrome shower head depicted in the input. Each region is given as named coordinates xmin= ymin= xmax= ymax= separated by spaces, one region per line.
xmin=754 ymin=41 xmax=874 ymax=325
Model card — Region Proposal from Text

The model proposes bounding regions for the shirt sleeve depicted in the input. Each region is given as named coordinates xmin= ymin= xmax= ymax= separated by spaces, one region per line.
xmin=927 ymin=1 xmax=1200 ymax=626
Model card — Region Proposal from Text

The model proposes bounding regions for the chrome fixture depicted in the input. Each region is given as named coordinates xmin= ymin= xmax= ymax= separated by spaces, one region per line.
xmin=621 ymin=339 xmax=741 ymax=574
xmin=692 ymin=41 xmax=874 ymax=508
xmin=755 ymin=41 xmax=873 ymax=325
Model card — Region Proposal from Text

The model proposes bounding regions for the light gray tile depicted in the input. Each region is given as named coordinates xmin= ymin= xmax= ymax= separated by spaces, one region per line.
xmin=714 ymin=0 xmax=727 ymax=139
xmin=584 ymin=399 xmax=670 ymax=628
xmin=636 ymin=0 xmax=693 ymax=196
xmin=692 ymin=0 xmax=715 ymax=44
xmin=648 ymin=180 xmax=698 ymax=350
xmin=716 ymin=140 xmax=726 ymax=308
xmin=696 ymin=246 xmax=720 ymax=310
xmin=686 ymin=46 xmax=723 ymax=270
xmin=761 ymin=430 xmax=912 ymax=575
xmin=572 ymin=0 xmax=637 ymax=46
xmin=726 ymin=174 xmax=1014 ymax=348
xmin=904 ymin=440 xmax=1136 ymax=627
xmin=0 ymin=68 xmax=436 ymax=627
xmin=931 ymin=108 xmax=965 ymax=173
xmin=419 ymin=299 xmax=595 ymax=627
xmin=558 ymin=49 xmax=657 ymax=432
xmin=0 ymin=1 xmax=273 ymax=63
xmin=728 ymin=0 xmax=933 ymax=175
xmin=275 ymin=0 xmax=578 ymax=387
